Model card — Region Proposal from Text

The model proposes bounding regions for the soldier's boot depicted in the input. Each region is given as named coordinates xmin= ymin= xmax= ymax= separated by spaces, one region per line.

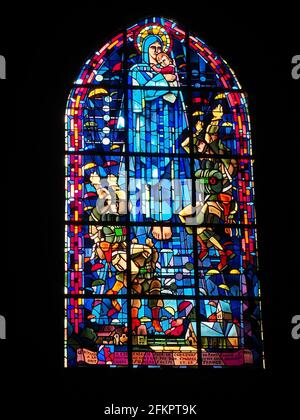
xmin=218 ymin=249 xmax=228 ymax=272
xmin=197 ymin=236 xmax=209 ymax=261
xmin=222 ymin=242 xmax=236 ymax=264
xmin=151 ymin=307 xmax=163 ymax=332
xmin=131 ymin=307 xmax=141 ymax=332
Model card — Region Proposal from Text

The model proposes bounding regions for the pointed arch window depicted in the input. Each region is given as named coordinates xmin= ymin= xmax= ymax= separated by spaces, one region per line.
xmin=65 ymin=17 xmax=264 ymax=368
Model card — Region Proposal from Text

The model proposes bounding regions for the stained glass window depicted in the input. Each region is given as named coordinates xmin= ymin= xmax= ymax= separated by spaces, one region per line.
xmin=65 ymin=17 xmax=264 ymax=368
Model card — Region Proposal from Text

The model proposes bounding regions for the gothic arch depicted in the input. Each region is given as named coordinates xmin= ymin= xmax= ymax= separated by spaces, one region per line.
xmin=65 ymin=17 xmax=263 ymax=368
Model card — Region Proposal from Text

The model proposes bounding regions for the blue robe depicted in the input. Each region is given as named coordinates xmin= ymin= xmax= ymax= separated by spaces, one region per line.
xmin=126 ymin=35 xmax=190 ymax=222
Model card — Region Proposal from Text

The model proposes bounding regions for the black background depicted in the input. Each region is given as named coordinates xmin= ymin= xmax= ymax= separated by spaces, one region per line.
xmin=1 ymin=1 xmax=299 ymax=413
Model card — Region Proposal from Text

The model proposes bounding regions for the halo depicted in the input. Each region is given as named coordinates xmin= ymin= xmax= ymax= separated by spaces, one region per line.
xmin=135 ymin=24 xmax=172 ymax=53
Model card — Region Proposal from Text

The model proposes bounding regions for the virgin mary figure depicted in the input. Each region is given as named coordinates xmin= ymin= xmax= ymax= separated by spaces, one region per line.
xmin=124 ymin=30 xmax=190 ymax=240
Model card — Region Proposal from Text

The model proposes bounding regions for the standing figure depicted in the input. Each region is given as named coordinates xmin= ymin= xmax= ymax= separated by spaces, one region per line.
xmin=89 ymin=172 xmax=163 ymax=332
xmin=122 ymin=30 xmax=190 ymax=330
xmin=127 ymin=33 xmax=189 ymax=240
xmin=180 ymin=105 xmax=238 ymax=272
